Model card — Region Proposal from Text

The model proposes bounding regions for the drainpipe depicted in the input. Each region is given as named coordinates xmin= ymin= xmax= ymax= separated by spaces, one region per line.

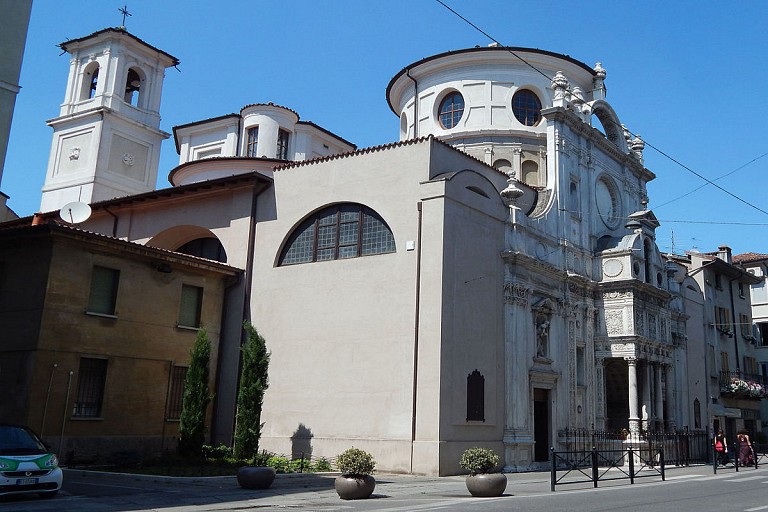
xmin=103 ymin=207 xmax=118 ymax=237
xmin=728 ymin=276 xmax=740 ymax=373
xmin=40 ymin=363 xmax=58 ymax=437
xmin=59 ymin=370 xmax=74 ymax=458
xmin=410 ymin=201 xmax=423 ymax=473
xmin=406 ymin=69 xmax=418 ymax=139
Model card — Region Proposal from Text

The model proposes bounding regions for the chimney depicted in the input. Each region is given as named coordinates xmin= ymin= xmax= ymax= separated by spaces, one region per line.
xmin=717 ymin=245 xmax=732 ymax=264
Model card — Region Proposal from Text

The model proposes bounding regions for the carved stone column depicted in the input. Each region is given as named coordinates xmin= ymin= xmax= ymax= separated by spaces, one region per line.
xmin=664 ymin=364 xmax=675 ymax=431
xmin=626 ymin=357 xmax=640 ymax=433
xmin=655 ymin=363 xmax=664 ymax=430
xmin=641 ymin=361 xmax=651 ymax=431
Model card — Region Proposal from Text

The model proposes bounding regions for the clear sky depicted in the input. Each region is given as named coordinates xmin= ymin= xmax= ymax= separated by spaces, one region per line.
xmin=4 ymin=0 xmax=768 ymax=256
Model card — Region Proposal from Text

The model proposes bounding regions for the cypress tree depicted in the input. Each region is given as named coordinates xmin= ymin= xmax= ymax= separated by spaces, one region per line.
xmin=178 ymin=327 xmax=213 ymax=457
xmin=233 ymin=322 xmax=270 ymax=461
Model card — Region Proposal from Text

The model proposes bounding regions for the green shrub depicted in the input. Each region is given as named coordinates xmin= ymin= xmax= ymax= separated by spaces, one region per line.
xmin=459 ymin=447 xmax=500 ymax=475
xmin=266 ymin=455 xmax=290 ymax=473
xmin=202 ymin=444 xmax=232 ymax=460
xmin=335 ymin=448 xmax=375 ymax=476
xmin=314 ymin=456 xmax=333 ymax=472
xmin=251 ymin=449 xmax=273 ymax=467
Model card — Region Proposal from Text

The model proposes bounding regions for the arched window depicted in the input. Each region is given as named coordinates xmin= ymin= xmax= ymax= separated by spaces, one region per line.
xmin=512 ymin=89 xmax=542 ymax=126
xmin=80 ymin=62 xmax=100 ymax=100
xmin=279 ymin=204 xmax=395 ymax=265
xmin=438 ymin=91 xmax=464 ymax=129
xmin=177 ymin=237 xmax=227 ymax=263
xmin=124 ymin=67 xmax=143 ymax=106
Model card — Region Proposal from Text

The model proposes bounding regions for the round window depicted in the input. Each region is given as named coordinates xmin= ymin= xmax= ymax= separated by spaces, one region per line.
xmin=512 ymin=89 xmax=542 ymax=126
xmin=595 ymin=177 xmax=620 ymax=229
xmin=438 ymin=92 xmax=464 ymax=129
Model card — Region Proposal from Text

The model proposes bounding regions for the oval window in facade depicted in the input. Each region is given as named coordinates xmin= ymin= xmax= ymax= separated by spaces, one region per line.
xmin=512 ymin=89 xmax=542 ymax=126
xmin=438 ymin=91 xmax=465 ymax=129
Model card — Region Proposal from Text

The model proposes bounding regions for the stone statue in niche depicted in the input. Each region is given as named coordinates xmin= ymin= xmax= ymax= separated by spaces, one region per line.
xmin=536 ymin=317 xmax=550 ymax=358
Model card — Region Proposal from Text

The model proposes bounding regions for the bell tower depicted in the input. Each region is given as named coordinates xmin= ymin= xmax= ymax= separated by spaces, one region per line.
xmin=40 ymin=28 xmax=178 ymax=212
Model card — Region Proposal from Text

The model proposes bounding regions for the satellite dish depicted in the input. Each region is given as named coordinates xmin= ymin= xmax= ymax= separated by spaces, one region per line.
xmin=59 ymin=201 xmax=92 ymax=224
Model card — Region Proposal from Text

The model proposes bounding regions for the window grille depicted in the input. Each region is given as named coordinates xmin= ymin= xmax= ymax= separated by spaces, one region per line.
xmin=72 ymin=358 xmax=108 ymax=418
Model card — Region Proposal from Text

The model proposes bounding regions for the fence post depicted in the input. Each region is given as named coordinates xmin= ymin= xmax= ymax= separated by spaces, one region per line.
xmin=591 ymin=446 xmax=598 ymax=488
xmin=628 ymin=447 xmax=635 ymax=484
xmin=713 ymin=445 xmax=717 ymax=474
xmin=659 ymin=446 xmax=665 ymax=481
xmin=550 ymin=447 xmax=556 ymax=492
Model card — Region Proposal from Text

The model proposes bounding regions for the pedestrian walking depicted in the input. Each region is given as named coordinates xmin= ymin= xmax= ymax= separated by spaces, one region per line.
xmin=713 ymin=429 xmax=730 ymax=466
xmin=736 ymin=430 xmax=754 ymax=467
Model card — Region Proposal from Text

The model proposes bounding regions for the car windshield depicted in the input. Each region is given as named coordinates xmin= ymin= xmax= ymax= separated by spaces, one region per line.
xmin=0 ymin=426 xmax=47 ymax=455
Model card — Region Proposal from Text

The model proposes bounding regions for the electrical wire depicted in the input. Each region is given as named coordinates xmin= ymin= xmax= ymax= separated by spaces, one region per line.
xmin=433 ymin=0 xmax=768 ymax=217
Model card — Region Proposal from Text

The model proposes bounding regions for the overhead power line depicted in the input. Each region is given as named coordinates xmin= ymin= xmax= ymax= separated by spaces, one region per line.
xmin=434 ymin=0 xmax=768 ymax=217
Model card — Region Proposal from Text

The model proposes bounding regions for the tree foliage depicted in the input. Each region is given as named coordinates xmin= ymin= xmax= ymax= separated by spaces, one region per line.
xmin=178 ymin=328 xmax=213 ymax=457
xmin=233 ymin=322 xmax=270 ymax=460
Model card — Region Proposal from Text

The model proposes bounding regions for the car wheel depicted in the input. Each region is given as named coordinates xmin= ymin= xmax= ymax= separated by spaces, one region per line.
xmin=39 ymin=490 xmax=58 ymax=499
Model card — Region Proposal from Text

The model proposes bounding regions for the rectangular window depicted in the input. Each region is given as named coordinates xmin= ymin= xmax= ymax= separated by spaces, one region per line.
xmin=720 ymin=351 xmax=730 ymax=374
xmin=715 ymin=306 xmax=731 ymax=334
xmin=178 ymin=284 xmax=203 ymax=328
xmin=709 ymin=345 xmax=717 ymax=376
xmin=246 ymin=126 xmax=259 ymax=157
xmin=166 ymin=365 xmax=188 ymax=420
xmin=743 ymin=356 xmax=757 ymax=376
xmin=73 ymin=357 xmax=108 ymax=418
xmin=715 ymin=273 xmax=723 ymax=290
xmin=277 ymin=129 xmax=290 ymax=160
xmin=87 ymin=266 xmax=120 ymax=315
xmin=759 ymin=323 xmax=768 ymax=347
xmin=740 ymin=313 xmax=751 ymax=337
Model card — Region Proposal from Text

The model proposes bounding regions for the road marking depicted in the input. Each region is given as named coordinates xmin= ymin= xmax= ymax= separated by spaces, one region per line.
xmin=722 ymin=475 xmax=767 ymax=482
xmin=745 ymin=506 xmax=768 ymax=512
xmin=665 ymin=474 xmax=704 ymax=480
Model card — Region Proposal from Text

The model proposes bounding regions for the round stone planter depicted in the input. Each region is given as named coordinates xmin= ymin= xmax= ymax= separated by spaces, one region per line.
xmin=236 ymin=466 xmax=276 ymax=489
xmin=465 ymin=473 xmax=507 ymax=497
xmin=334 ymin=475 xmax=376 ymax=500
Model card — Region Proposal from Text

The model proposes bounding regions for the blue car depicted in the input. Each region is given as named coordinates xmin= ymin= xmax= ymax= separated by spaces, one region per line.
xmin=0 ymin=425 xmax=62 ymax=498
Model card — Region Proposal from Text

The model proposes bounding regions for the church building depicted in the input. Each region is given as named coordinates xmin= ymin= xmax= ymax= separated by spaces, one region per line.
xmin=3 ymin=26 xmax=749 ymax=475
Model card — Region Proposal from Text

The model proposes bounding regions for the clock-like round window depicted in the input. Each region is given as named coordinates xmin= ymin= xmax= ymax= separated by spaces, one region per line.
xmin=512 ymin=89 xmax=542 ymax=126
xmin=438 ymin=91 xmax=464 ymax=129
xmin=595 ymin=177 xmax=620 ymax=228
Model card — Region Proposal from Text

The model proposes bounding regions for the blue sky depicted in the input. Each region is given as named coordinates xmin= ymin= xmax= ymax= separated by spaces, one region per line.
xmin=4 ymin=0 xmax=768 ymax=256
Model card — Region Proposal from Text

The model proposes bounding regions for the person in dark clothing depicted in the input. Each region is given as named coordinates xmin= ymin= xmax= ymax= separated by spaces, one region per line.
xmin=713 ymin=429 xmax=730 ymax=466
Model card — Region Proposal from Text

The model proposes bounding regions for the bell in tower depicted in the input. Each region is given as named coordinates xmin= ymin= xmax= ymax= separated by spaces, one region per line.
xmin=40 ymin=27 xmax=179 ymax=212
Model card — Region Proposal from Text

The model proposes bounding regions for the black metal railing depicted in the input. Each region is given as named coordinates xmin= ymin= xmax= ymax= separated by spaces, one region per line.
xmin=550 ymin=446 xmax=665 ymax=491
xmin=557 ymin=428 xmax=710 ymax=466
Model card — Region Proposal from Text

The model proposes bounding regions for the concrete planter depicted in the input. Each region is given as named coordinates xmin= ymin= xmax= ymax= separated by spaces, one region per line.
xmin=334 ymin=475 xmax=376 ymax=499
xmin=236 ymin=466 xmax=276 ymax=489
xmin=465 ymin=473 xmax=507 ymax=497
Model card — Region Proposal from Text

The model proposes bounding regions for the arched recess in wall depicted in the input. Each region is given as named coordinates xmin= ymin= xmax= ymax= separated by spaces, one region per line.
xmin=147 ymin=225 xmax=228 ymax=263
xmin=277 ymin=202 xmax=396 ymax=266
xmin=521 ymin=160 xmax=540 ymax=187
xmin=589 ymin=100 xmax=628 ymax=153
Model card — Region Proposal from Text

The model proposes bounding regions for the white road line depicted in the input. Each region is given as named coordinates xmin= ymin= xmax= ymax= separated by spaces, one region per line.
xmin=745 ymin=505 xmax=768 ymax=512
xmin=722 ymin=475 xmax=767 ymax=482
xmin=665 ymin=474 xmax=705 ymax=480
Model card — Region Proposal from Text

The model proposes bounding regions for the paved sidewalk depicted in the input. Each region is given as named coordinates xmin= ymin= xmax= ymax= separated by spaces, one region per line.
xmin=56 ymin=463 xmax=733 ymax=511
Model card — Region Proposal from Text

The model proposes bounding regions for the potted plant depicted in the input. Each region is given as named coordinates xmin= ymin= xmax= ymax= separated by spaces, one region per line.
xmin=459 ymin=447 xmax=507 ymax=497
xmin=334 ymin=447 xmax=376 ymax=500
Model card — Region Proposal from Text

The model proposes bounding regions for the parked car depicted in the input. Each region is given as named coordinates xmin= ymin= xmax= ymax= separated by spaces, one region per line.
xmin=0 ymin=425 xmax=62 ymax=498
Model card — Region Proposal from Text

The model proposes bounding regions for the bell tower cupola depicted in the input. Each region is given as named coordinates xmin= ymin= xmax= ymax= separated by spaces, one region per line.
xmin=40 ymin=28 xmax=179 ymax=212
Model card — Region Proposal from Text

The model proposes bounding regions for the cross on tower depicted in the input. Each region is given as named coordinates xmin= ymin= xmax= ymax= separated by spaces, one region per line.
xmin=119 ymin=5 xmax=132 ymax=28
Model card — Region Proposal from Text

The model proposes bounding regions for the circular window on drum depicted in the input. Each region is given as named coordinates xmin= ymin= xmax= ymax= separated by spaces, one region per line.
xmin=512 ymin=89 xmax=542 ymax=126
xmin=438 ymin=91 xmax=465 ymax=129
xmin=595 ymin=177 xmax=621 ymax=228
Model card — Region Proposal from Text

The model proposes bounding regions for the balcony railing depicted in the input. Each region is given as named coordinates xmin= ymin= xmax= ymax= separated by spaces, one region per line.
xmin=718 ymin=371 xmax=768 ymax=400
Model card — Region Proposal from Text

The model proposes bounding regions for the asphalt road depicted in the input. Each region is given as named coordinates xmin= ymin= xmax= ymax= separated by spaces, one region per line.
xmin=1 ymin=465 xmax=766 ymax=511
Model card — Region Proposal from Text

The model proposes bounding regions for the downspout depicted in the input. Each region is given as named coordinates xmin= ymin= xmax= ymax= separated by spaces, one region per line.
xmin=104 ymin=207 xmax=118 ymax=237
xmin=406 ymin=69 xmax=418 ymax=139
xmin=410 ymin=201 xmax=423 ymax=473
xmin=230 ymin=184 xmax=260 ymax=439
xmin=728 ymin=276 xmax=740 ymax=372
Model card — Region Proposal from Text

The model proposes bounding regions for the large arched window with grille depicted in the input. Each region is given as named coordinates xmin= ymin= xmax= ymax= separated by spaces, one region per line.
xmin=279 ymin=203 xmax=396 ymax=265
